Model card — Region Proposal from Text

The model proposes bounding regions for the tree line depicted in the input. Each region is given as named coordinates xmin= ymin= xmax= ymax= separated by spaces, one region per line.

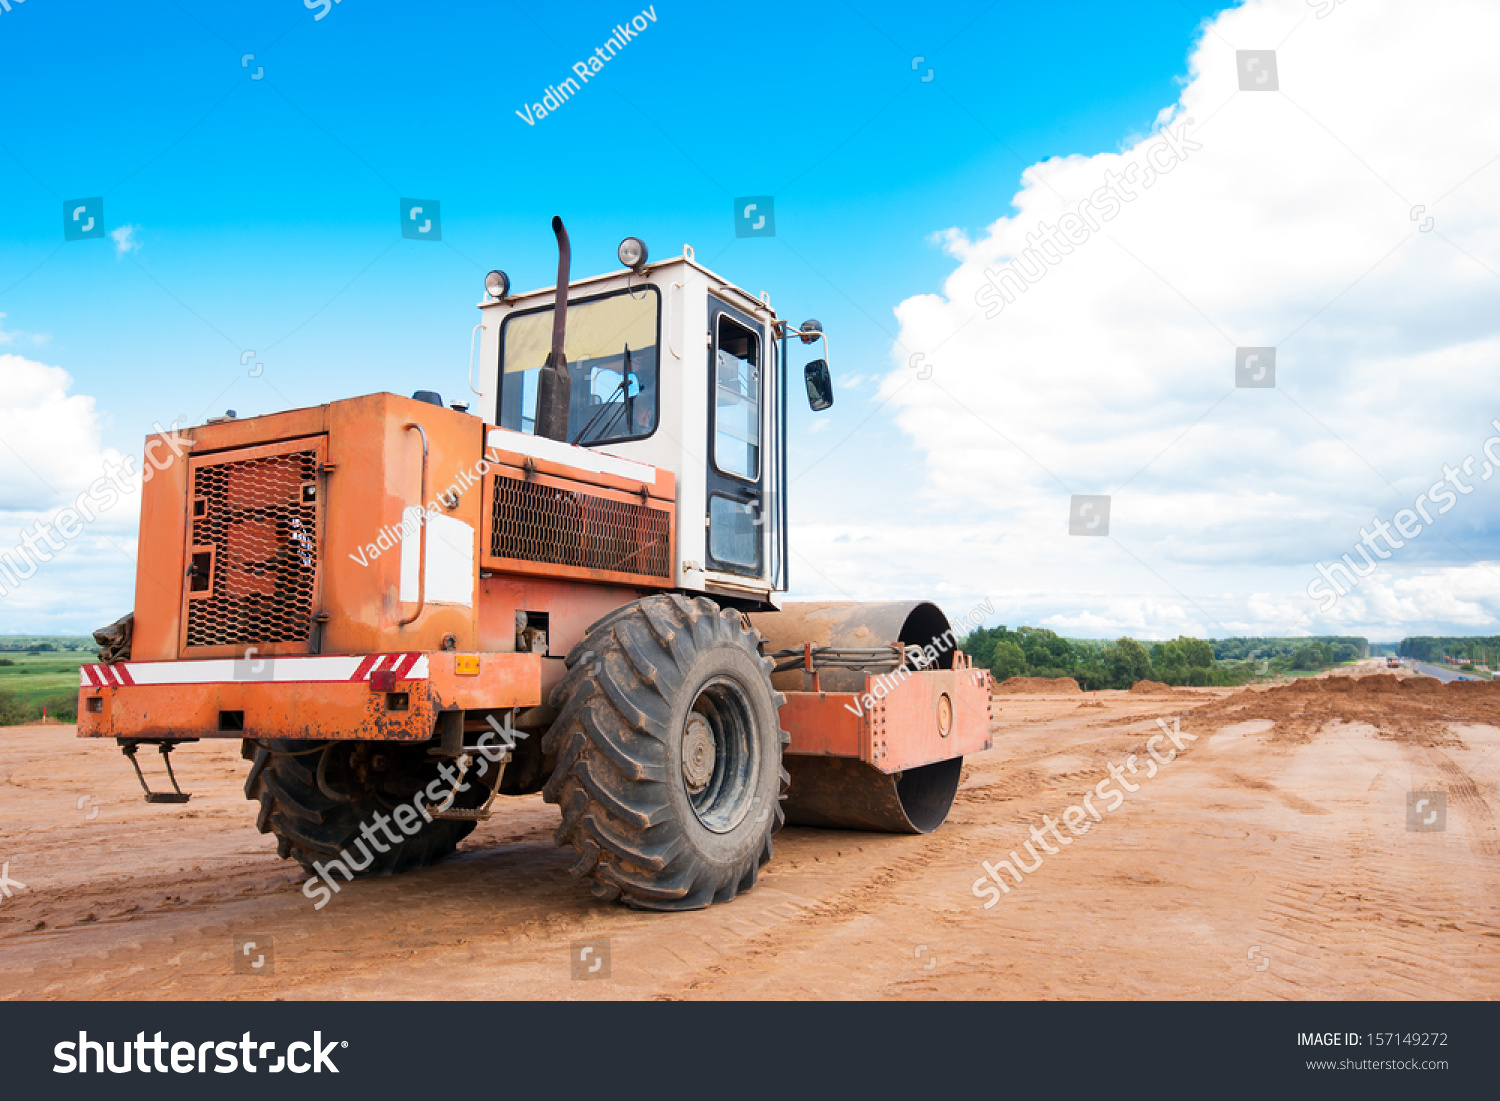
xmin=1208 ymin=636 xmax=1367 ymax=662
xmin=962 ymin=626 xmax=1229 ymax=689
xmin=1397 ymin=637 xmax=1500 ymax=664
xmin=961 ymin=628 xmax=1371 ymax=690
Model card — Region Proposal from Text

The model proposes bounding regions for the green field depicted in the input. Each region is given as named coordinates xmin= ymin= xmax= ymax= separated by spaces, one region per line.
xmin=0 ymin=650 xmax=92 ymax=725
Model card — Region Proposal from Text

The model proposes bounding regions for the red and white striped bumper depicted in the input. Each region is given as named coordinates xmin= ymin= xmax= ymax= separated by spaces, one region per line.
xmin=80 ymin=652 xmax=430 ymax=688
xmin=76 ymin=651 xmax=542 ymax=742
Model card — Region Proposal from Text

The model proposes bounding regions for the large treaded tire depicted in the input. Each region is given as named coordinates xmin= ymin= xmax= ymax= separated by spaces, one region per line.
xmin=543 ymin=594 xmax=789 ymax=910
xmin=244 ymin=739 xmax=486 ymax=876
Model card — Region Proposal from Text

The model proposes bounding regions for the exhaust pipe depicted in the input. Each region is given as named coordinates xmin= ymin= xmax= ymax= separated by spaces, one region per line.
xmin=535 ymin=216 xmax=572 ymax=442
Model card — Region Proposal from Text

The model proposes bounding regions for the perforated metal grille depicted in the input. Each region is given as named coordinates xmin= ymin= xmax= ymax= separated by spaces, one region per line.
xmin=185 ymin=449 xmax=319 ymax=648
xmin=490 ymin=475 xmax=670 ymax=579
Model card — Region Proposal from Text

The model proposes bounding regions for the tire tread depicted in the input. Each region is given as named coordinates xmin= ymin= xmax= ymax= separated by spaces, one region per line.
xmin=543 ymin=595 xmax=788 ymax=910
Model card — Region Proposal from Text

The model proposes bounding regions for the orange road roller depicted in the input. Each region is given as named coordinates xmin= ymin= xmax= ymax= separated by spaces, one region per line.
xmin=78 ymin=219 xmax=991 ymax=910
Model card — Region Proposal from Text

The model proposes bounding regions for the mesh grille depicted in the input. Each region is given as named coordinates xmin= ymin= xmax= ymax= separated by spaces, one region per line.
xmin=490 ymin=475 xmax=670 ymax=579
xmin=185 ymin=449 xmax=319 ymax=648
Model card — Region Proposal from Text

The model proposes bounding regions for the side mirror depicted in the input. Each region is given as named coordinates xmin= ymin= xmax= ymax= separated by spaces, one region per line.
xmin=804 ymin=359 xmax=833 ymax=411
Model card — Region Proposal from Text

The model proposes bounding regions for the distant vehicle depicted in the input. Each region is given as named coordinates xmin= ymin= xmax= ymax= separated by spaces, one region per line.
xmin=1387 ymin=659 xmax=1400 ymax=668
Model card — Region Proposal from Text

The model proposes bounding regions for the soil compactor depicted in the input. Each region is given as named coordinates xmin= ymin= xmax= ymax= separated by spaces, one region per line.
xmin=78 ymin=219 xmax=991 ymax=910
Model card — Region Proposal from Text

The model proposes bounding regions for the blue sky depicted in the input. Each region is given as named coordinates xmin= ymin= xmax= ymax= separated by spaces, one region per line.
xmin=1 ymin=0 xmax=1215 ymax=434
xmin=5 ymin=0 xmax=1499 ymax=642
xmin=0 ymin=0 xmax=1223 ymax=633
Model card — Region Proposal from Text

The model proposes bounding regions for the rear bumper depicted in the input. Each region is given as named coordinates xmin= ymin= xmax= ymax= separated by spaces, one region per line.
xmin=780 ymin=665 xmax=992 ymax=773
xmin=77 ymin=651 xmax=545 ymax=742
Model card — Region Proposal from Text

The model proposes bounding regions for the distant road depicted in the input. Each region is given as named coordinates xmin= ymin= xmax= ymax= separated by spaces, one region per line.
xmin=1409 ymin=660 xmax=1471 ymax=683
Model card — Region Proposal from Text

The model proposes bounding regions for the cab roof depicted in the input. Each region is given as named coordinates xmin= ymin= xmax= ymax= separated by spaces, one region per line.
xmin=478 ymin=250 xmax=779 ymax=322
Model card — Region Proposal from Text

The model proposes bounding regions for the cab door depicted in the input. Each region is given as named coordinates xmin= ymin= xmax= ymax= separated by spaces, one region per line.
xmin=705 ymin=299 xmax=769 ymax=580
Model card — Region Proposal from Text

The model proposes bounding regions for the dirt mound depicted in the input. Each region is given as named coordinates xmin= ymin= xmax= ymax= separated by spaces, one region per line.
xmin=994 ymin=676 xmax=1082 ymax=695
xmin=1404 ymin=676 xmax=1446 ymax=696
xmin=1191 ymin=673 xmax=1500 ymax=744
xmin=1129 ymin=680 xmax=1177 ymax=695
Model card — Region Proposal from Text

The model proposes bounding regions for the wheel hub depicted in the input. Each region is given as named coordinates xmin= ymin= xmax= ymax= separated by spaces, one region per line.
xmin=682 ymin=714 xmax=716 ymax=794
xmin=681 ymin=677 xmax=760 ymax=833
xmin=937 ymin=692 xmax=953 ymax=737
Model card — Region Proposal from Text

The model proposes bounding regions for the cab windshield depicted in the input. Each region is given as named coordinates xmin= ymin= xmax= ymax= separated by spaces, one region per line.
xmin=498 ymin=285 xmax=660 ymax=445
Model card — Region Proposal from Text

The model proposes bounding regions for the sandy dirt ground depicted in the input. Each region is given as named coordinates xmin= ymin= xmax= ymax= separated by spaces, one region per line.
xmin=2 ymin=659 xmax=1497 ymax=1000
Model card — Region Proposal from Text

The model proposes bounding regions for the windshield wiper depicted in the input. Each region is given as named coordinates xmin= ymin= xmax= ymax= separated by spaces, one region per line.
xmin=571 ymin=345 xmax=635 ymax=446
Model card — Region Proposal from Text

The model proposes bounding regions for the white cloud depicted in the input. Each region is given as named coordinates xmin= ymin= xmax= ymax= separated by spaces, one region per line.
xmin=0 ymin=355 xmax=137 ymax=634
xmin=0 ymin=313 xmax=51 ymax=348
xmin=0 ymin=355 xmax=124 ymax=511
xmin=861 ymin=0 xmax=1500 ymax=640
xmin=109 ymin=224 xmax=141 ymax=257
xmin=1312 ymin=562 xmax=1500 ymax=633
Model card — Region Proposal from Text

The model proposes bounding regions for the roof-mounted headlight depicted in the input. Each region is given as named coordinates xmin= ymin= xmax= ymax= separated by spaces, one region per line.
xmin=617 ymin=236 xmax=649 ymax=270
xmin=484 ymin=270 xmax=510 ymax=300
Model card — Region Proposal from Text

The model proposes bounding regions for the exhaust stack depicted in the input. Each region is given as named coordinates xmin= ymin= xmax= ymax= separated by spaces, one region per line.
xmin=535 ymin=216 xmax=572 ymax=442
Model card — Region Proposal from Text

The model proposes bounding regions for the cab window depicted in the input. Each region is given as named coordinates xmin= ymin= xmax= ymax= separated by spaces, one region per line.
xmin=498 ymin=286 xmax=660 ymax=445
xmin=712 ymin=315 xmax=760 ymax=480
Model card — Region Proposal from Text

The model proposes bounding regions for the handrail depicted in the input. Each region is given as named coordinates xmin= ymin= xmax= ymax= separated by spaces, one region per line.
xmin=666 ymin=280 xmax=684 ymax=361
xmin=397 ymin=422 xmax=429 ymax=627
xmin=467 ymin=322 xmax=485 ymax=397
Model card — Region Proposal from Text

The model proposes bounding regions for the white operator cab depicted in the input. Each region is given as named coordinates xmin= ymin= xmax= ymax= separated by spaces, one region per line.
xmin=473 ymin=243 xmax=834 ymax=612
